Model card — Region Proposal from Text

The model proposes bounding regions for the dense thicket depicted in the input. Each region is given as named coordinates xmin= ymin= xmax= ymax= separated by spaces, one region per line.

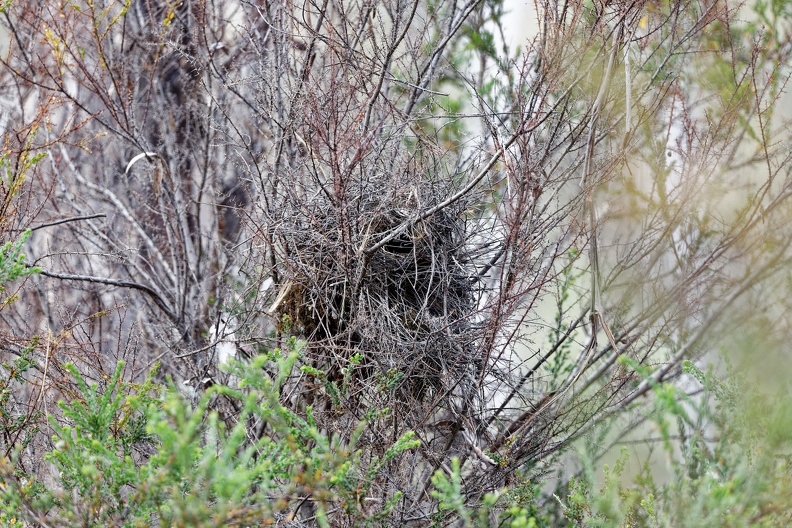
xmin=1 ymin=0 xmax=792 ymax=525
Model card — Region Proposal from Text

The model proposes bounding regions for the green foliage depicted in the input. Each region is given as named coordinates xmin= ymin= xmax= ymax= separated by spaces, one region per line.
xmin=545 ymin=361 xmax=792 ymax=528
xmin=421 ymin=358 xmax=792 ymax=528
xmin=0 ymin=231 xmax=39 ymax=294
xmin=547 ymin=250 xmax=584 ymax=390
xmin=432 ymin=458 xmax=471 ymax=522
xmin=1 ymin=301 xmax=789 ymax=528
xmin=0 ymin=149 xmax=41 ymax=307
xmin=301 ymin=350 xmax=365 ymax=409
xmin=0 ymin=339 xmax=421 ymax=527
xmin=0 ymin=338 xmax=42 ymax=460
xmin=430 ymin=458 xmax=546 ymax=528
xmin=41 ymin=360 xmax=158 ymax=525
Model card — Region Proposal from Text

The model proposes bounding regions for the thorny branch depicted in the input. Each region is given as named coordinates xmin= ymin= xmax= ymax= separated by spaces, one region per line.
xmin=1 ymin=0 xmax=792 ymax=525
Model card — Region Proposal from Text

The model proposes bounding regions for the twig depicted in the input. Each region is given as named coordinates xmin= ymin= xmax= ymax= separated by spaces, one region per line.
xmin=38 ymin=269 xmax=180 ymax=325
xmin=29 ymin=214 xmax=107 ymax=232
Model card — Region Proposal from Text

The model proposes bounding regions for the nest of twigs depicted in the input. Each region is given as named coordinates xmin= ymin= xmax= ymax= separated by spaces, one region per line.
xmin=271 ymin=184 xmax=484 ymax=420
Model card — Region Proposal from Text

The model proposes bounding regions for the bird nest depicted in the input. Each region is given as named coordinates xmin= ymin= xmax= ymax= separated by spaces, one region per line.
xmin=269 ymin=187 xmax=484 ymax=418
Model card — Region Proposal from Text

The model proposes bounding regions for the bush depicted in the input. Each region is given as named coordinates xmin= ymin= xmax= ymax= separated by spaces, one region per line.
xmin=1 ymin=339 xmax=420 ymax=527
xmin=2 ymin=339 xmax=791 ymax=527
xmin=2 ymin=0 xmax=792 ymax=525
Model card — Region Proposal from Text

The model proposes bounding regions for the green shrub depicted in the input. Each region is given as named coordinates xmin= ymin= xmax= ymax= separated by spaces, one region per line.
xmin=0 ymin=339 xmax=419 ymax=527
